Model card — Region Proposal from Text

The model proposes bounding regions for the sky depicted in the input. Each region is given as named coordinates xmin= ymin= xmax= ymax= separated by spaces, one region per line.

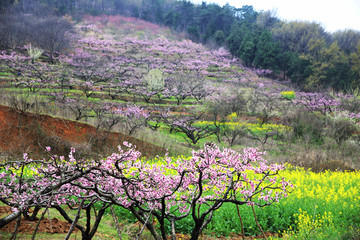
xmin=190 ymin=0 xmax=360 ymax=33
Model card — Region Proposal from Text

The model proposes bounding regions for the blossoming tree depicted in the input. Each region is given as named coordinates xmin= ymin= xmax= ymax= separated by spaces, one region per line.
xmin=0 ymin=143 xmax=293 ymax=240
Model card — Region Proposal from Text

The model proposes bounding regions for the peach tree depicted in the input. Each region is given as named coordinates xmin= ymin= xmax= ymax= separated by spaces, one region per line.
xmin=0 ymin=143 xmax=293 ymax=240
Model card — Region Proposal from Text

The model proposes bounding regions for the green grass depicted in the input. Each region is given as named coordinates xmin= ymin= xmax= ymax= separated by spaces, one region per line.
xmin=148 ymin=121 xmax=218 ymax=148
xmin=0 ymin=71 xmax=12 ymax=76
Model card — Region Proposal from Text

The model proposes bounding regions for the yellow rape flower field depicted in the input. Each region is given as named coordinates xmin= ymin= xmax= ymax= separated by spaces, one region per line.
xmin=204 ymin=165 xmax=360 ymax=239
xmin=278 ymin=167 xmax=360 ymax=239
xmin=281 ymin=167 xmax=360 ymax=205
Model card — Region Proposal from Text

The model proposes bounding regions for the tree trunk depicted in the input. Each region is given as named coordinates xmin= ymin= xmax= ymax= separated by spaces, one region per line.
xmin=0 ymin=211 xmax=21 ymax=229
xmin=189 ymin=222 xmax=202 ymax=240
xmin=81 ymin=232 xmax=93 ymax=240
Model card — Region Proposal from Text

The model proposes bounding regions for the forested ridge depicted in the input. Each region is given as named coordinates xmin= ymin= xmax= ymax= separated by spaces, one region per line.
xmin=1 ymin=0 xmax=360 ymax=91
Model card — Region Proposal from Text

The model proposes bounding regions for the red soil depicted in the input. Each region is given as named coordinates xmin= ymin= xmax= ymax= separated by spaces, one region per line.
xmin=0 ymin=105 xmax=166 ymax=159
xmin=0 ymin=206 xmax=75 ymax=235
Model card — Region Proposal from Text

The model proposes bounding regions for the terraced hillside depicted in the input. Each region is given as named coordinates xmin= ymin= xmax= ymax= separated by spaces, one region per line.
xmin=1 ymin=15 xmax=358 ymax=168
xmin=0 ymin=14 xmax=359 ymax=240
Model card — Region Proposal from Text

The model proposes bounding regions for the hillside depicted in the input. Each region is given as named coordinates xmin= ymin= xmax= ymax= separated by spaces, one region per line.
xmin=2 ymin=0 xmax=360 ymax=92
xmin=0 ymin=105 xmax=166 ymax=159
xmin=0 ymin=14 xmax=359 ymax=168
xmin=0 ymin=14 xmax=359 ymax=240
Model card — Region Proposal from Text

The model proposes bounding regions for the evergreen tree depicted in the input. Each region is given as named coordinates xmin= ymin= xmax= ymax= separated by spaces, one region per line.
xmin=254 ymin=30 xmax=279 ymax=71
xmin=238 ymin=32 xmax=256 ymax=66
xmin=286 ymin=54 xmax=313 ymax=87
xmin=212 ymin=30 xmax=226 ymax=46
xmin=226 ymin=22 xmax=246 ymax=56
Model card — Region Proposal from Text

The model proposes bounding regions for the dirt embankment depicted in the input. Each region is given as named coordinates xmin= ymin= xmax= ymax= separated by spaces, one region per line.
xmin=0 ymin=105 xmax=166 ymax=159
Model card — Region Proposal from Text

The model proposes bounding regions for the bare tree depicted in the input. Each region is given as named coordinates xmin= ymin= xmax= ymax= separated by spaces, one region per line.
xmin=0 ymin=3 xmax=74 ymax=61
xmin=248 ymin=88 xmax=281 ymax=125
xmin=0 ymin=13 xmax=29 ymax=50
xmin=31 ymin=16 xmax=74 ymax=63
